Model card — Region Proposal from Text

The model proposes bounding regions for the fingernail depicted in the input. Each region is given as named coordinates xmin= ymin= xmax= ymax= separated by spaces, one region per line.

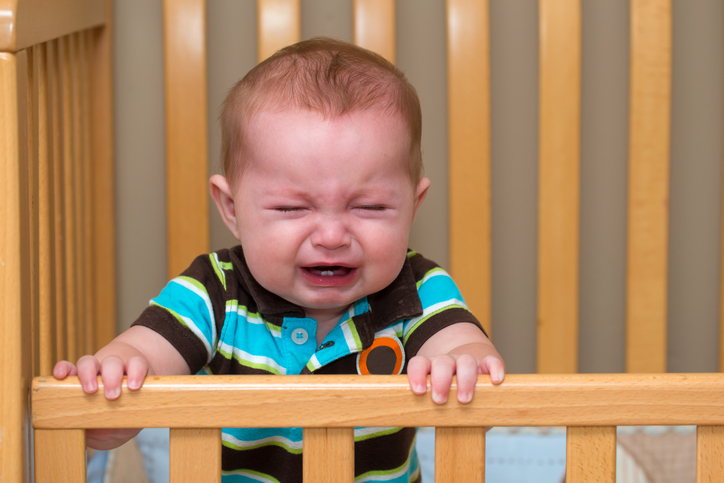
xmin=493 ymin=370 xmax=505 ymax=384
xmin=106 ymin=388 xmax=120 ymax=399
xmin=458 ymin=392 xmax=472 ymax=404
xmin=414 ymin=384 xmax=426 ymax=394
xmin=432 ymin=391 xmax=446 ymax=404
xmin=128 ymin=380 xmax=139 ymax=390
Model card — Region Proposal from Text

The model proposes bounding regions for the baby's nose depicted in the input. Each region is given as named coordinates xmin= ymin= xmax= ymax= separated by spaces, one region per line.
xmin=311 ymin=216 xmax=352 ymax=249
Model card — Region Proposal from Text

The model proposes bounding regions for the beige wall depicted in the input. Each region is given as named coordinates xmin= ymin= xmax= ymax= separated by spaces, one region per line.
xmin=113 ymin=0 xmax=723 ymax=374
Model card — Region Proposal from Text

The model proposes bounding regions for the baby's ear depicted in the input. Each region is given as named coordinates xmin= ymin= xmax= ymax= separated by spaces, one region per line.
xmin=209 ymin=175 xmax=241 ymax=240
xmin=412 ymin=177 xmax=431 ymax=221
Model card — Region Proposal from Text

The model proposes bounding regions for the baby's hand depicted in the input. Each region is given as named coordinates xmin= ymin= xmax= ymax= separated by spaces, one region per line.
xmin=53 ymin=354 xmax=151 ymax=400
xmin=407 ymin=354 xmax=505 ymax=405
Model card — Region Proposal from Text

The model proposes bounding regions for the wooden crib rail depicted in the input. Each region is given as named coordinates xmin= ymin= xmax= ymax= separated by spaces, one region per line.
xmin=32 ymin=373 xmax=724 ymax=482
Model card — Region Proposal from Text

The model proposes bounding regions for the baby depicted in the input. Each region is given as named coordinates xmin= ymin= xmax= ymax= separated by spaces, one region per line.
xmin=54 ymin=38 xmax=505 ymax=482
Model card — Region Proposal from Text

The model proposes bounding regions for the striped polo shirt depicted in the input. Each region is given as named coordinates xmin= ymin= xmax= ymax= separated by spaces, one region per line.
xmin=133 ymin=246 xmax=484 ymax=483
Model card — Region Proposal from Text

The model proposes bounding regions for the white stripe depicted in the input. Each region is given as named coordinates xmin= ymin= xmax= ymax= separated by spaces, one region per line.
xmin=176 ymin=312 xmax=213 ymax=360
xmin=222 ymin=432 xmax=302 ymax=451
xmin=418 ymin=268 xmax=448 ymax=286
xmin=218 ymin=341 xmax=286 ymax=375
xmin=226 ymin=305 xmax=281 ymax=338
xmin=173 ymin=277 xmax=217 ymax=347
xmin=340 ymin=319 xmax=359 ymax=353
xmin=404 ymin=299 xmax=468 ymax=335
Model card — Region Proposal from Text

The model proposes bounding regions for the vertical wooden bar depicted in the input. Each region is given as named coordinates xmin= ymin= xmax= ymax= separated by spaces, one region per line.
xmin=537 ymin=0 xmax=581 ymax=374
xmin=60 ymin=35 xmax=78 ymax=363
xmin=1 ymin=50 xmax=26 ymax=483
xmin=566 ymin=426 xmax=616 ymax=483
xmin=70 ymin=33 xmax=86 ymax=357
xmin=80 ymin=31 xmax=95 ymax=356
xmin=90 ymin=1 xmax=116 ymax=350
xmin=434 ymin=427 xmax=485 ymax=483
xmin=303 ymin=428 xmax=355 ymax=483
xmin=697 ymin=426 xmax=724 ymax=482
xmin=257 ymin=0 xmax=301 ymax=62
xmin=353 ymin=0 xmax=396 ymax=64
xmin=169 ymin=428 xmax=221 ymax=482
xmin=34 ymin=429 xmax=86 ymax=483
xmin=25 ymin=46 xmax=41 ymax=379
xmin=163 ymin=0 xmax=209 ymax=279
xmin=446 ymin=0 xmax=491 ymax=335
xmin=36 ymin=42 xmax=56 ymax=376
xmin=626 ymin=0 xmax=671 ymax=374
xmin=49 ymin=39 xmax=68 ymax=362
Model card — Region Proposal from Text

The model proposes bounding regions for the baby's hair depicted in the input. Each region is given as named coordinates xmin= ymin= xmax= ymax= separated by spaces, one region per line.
xmin=219 ymin=37 xmax=422 ymax=184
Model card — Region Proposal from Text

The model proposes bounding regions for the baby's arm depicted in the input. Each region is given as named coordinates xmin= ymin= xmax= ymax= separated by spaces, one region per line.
xmin=407 ymin=323 xmax=505 ymax=405
xmin=53 ymin=325 xmax=191 ymax=449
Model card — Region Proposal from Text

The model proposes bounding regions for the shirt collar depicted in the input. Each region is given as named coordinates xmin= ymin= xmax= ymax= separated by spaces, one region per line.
xmin=229 ymin=246 xmax=423 ymax=345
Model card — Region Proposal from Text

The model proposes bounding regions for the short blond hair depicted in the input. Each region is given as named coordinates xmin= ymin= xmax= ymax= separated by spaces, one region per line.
xmin=219 ymin=37 xmax=422 ymax=183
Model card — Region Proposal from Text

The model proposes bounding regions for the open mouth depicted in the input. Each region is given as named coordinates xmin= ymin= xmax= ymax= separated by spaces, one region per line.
xmin=305 ymin=266 xmax=353 ymax=277
xmin=301 ymin=265 xmax=357 ymax=286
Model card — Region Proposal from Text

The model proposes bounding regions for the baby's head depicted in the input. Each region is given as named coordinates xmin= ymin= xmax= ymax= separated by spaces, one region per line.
xmin=211 ymin=38 xmax=431 ymax=322
xmin=219 ymin=37 xmax=422 ymax=185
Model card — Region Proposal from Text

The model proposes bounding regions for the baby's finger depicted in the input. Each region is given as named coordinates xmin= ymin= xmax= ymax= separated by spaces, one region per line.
xmin=479 ymin=355 xmax=506 ymax=385
xmin=407 ymin=356 xmax=431 ymax=395
xmin=52 ymin=360 xmax=78 ymax=380
xmin=99 ymin=356 xmax=126 ymax=400
xmin=125 ymin=356 xmax=150 ymax=391
xmin=76 ymin=355 xmax=101 ymax=393
xmin=454 ymin=354 xmax=478 ymax=404
xmin=429 ymin=355 xmax=455 ymax=405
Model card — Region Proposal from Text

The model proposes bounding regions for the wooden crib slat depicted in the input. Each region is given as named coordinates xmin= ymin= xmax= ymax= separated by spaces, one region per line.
xmin=70 ymin=33 xmax=87 ymax=358
xmin=89 ymin=7 xmax=116 ymax=350
xmin=434 ymin=427 xmax=485 ymax=483
xmin=537 ymin=0 xmax=581 ymax=374
xmin=696 ymin=426 xmax=724 ymax=481
xmin=36 ymin=42 xmax=56 ymax=376
xmin=59 ymin=34 xmax=79 ymax=363
xmin=446 ymin=0 xmax=491 ymax=335
xmin=257 ymin=0 xmax=301 ymax=62
xmin=34 ymin=429 xmax=86 ymax=483
xmin=80 ymin=31 xmax=95 ymax=356
xmin=163 ymin=0 xmax=210 ymax=279
xmin=626 ymin=0 xmax=672 ymax=374
xmin=353 ymin=0 xmax=396 ymax=64
xmin=566 ymin=426 xmax=616 ymax=483
xmin=49 ymin=38 xmax=68 ymax=362
xmin=25 ymin=46 xmax=41 ymax=379
xmin=169 ymin=428 xmax=221 ymax=482
xmin=303 ymin=428 xmax=355 ymax=482
xmin=1 ymin=50 xmax=26 ymax=483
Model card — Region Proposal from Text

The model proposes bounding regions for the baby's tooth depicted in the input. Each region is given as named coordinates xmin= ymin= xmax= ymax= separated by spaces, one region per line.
xmin=321 ymin=270 xmax=334 ymax=277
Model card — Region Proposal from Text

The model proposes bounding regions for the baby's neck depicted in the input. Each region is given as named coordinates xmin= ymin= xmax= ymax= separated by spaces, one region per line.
xmin=305 ymin=306 xmax=351 ymax=345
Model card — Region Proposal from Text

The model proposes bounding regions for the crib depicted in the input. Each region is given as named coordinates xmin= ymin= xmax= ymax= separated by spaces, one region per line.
xmin=3 ymin=0 xmax=724 ymax=481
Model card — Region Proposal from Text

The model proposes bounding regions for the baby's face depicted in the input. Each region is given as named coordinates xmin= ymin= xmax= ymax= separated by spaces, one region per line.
xmin=231 ymin=108 xmax=429 ymax=322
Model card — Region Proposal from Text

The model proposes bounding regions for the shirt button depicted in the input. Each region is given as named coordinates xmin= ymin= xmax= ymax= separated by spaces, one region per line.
xmin=291 ymin=328 xmax=308 ymax=345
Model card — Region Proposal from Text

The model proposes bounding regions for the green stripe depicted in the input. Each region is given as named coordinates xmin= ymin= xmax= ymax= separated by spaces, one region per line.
xmin=222 ymin=439 xmax=303 ymax=455
xmin=354 ymin=427 xmax=403 ymax=443
xmin=221 ymin=469 xmax=281 ymax=483
xmin=406 ymin=250 xmax=418 ymax=258
xmin=345 ymin=319 xmax=363 ymax=351
xmin=403 ymin=304 xmax=469 ymax=344
xmin=150 ymin=301 xmax=191 ymax=331
xmin=416 ymin=267 xmax=447 ymax=289
xmin=178 ymin=275 xmax=211 ymax=297
xmin=208 ymin=254 xmax=227 ymax=291
xmin=218 ymin=347 xmax=283 ymax=375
